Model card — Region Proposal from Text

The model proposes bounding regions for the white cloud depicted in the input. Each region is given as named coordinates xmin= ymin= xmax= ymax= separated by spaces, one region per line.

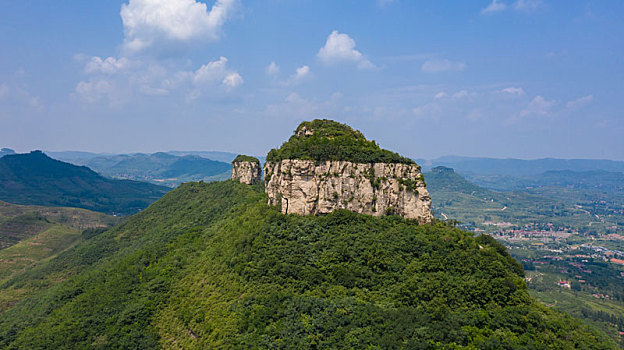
xmin=192 ymin=56 xmax=229 ymax=84
xmin=75 ymin=56 xmax=242 ymax=104
xmin=482 ymin=0 xmax=507 ymax=14
xmin=500 ymin=87 xmax=525 ymax=95
xmin=566 ymin=95 xmax=593 ymax=109
xmin=266 ymin=62 xmax=279 ymax=76
xmin=421 ymin=59 xmax=466 ymax=73
xmin=222 ymin=72 xmax=243 ymax=89
xmin=453 ymin=90 xmax=476 ymax=99
xmin=85 ymin=56 xmax=131 ymax=74
xmin=290 ymin=65 xmax=310 ymax=82
xmin=190 ymin=56 xmax=243 ymax=92
xmin=120 ymin=0 xmax=239 ymax=53
xmin=75 ymin=80 xmax=117 ymax=103
xmin=520 ymin=95 xmax=556 ymax=117
xmin=317 ymin=31 xmax=375 ymax=69
xmin=434 ymin=92 xmax=448 ymax=99
xmin=514 ymin=0 xmax=542 ymax=12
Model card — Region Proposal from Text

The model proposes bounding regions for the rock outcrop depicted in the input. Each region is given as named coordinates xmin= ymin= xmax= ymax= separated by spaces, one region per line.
xmin=231 ymin=155 xmax=261 ymax=185
xmin=265 ymin=159 xmax=433 ymax=224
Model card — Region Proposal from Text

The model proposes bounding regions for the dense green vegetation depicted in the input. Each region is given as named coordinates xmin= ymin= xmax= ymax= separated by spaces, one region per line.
xmin=266 ymin=119 xmax=415 ymax=164
xmin=232 ymin=154 xmax=260 ymax=163
xmin=0 ymin=151 xmax=169 ymax=215
xmin=0 ymin=180 xmax=615 ymax=348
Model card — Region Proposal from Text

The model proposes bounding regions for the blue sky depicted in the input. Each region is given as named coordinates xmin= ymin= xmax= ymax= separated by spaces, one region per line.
xmin=0 ymin=0 xmax=622 ymax=160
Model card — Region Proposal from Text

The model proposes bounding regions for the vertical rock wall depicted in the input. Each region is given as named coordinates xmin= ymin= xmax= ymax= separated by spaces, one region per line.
xmin=232 ymin=161 xmax=261 ymax=185
xmin=264 ymin=159 xmax=433 ymax=224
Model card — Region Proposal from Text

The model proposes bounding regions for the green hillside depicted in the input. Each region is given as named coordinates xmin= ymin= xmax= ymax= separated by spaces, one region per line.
xmin=0 ymin=201 xmax=119 ymax=313
xmin=0 ymin=180 xmax=615 ymax=348
xmin=0 ymin=151 xmax=169 ymax=215
xmin=0 ymin=200 xmax=118 ymax=249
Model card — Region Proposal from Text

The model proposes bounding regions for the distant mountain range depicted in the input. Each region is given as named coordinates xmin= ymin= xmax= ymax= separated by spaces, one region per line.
xmin=47 ymin=150 xmax=267 ymax=187
xmin=71 ymin=152 xmax=233 ymax=187
xmin=418 ymin=156 xmax=624 ymax=176
xmin=0 ymin=151 xmax=169 ymax=215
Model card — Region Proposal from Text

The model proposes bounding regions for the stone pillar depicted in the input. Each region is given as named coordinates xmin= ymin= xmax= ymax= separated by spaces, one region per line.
xmin=231 ymin=155 xmax=261 ymax=185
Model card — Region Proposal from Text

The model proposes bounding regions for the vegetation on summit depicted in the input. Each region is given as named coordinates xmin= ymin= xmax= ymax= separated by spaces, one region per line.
xmin=0 ymin=180 xmax=615 ymax=348
xmin=232 ymin=154 xmax=260 ymax=163
xmin=266 ymin=119 xmax=416 ymax=165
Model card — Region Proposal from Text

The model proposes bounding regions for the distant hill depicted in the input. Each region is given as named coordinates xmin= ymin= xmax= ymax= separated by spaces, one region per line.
xmin=0 ymin=181 xmax=614 ymax=348
xmin=0 ymin=148 xmax=15 ymax=158
xmin=0 ymin=151 xmax=169 ymax=215
xmin=78 ymin=152 xmax=232 ymax=187
xmin=423 ymin=156 xmax=624 ymax=176
xmin=467 ymin=169 xmax=624 ymax=194
xmin=166 ymin=150 xmax=241 ymax=163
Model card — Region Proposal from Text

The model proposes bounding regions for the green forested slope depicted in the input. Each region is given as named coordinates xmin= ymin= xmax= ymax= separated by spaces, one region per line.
xmin=0 ymin=181 xmax=616 ymax=349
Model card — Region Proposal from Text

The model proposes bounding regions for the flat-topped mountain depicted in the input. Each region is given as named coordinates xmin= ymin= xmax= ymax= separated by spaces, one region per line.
xmin=264 ymin=120 xmax=432 ymax=223
xmin=0 ymin=151 xmax=169 ymax=215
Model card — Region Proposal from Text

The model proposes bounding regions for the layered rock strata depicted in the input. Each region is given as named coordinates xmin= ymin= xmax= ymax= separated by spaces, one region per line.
xmin=265 ymin=159 xmax=433 ymax=223
xmin=232 ymin=160 xmax=261 ymax=185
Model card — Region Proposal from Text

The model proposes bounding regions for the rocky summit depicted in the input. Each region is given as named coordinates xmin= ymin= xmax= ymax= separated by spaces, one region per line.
xmin=264 ymin=119 xmax=433 ymax=223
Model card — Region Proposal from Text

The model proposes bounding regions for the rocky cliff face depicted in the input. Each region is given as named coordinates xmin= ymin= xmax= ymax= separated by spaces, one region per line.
xmin=232 ymin=161 xmax=261 ymax=185
xmin=265 ymin=159 xmax=433 ymax=223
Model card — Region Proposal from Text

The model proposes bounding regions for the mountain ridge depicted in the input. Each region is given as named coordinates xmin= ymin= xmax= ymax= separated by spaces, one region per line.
xmin=0 ymin=151 xmax=169 ymax=215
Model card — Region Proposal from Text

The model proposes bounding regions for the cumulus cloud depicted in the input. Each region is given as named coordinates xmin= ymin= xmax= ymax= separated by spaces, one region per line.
xmin=520 ymin=95 xmax=556 ymax=117
xmin=266 ymin=62 xmax=279 ymax=76
xmin=421 ymin=59 xmax=466 ymax=73
xmin=317 ymin=31 xmax=375 ymax=69
xmin=85 ymin=56 xmax=132 ymax=74
xmin=120 ymin=0 xmax=239 ymax=53
xmin=566 ymin=95 xmax=593 ymax=109
xmin=434 ymin=92 xmax=448 ymax=99
xmin=482 ymin=0 xmax=507 ymax=14
xmin=290 ymin=65 xmax=310 ymax=82
xmin=187 ymin=56 xmax=243 ymax=95
xmin=500 ymin=87 xmax=525 ymax=95
xmin=222 ymin=72 xmax=243 ymax=89
xmin=192 ymin=56 xmax=230 ymax=84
